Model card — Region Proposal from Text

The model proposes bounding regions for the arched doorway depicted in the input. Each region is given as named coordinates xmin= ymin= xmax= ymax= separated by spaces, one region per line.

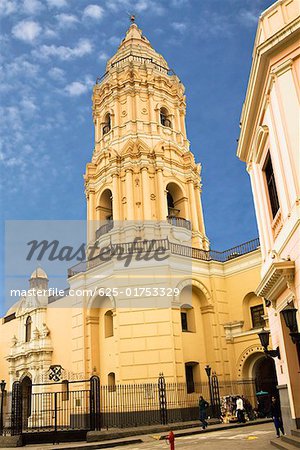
xmin=254 ymin=356 xmax=278 ymax=417
xmin=254 ymin=357 xmax=278 ymax=395
xmin=21 ymin=376 xmax=32 ymax=425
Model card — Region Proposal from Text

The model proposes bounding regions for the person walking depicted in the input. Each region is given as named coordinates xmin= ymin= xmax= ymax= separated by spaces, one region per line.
xmin=236 ymin=396 xmax=246 ymax=423
xmin=199 ymin=395 xmax=209 ymax=429
xmin=271 ymin=396 xmax=285 ymax=438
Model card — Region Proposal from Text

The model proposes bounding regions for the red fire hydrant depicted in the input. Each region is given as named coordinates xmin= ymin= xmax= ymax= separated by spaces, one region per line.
xmin=166 ymin=431 xmax=175 ymax=450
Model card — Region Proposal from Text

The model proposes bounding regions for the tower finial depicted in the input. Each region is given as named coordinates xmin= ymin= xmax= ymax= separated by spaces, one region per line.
xmin=129 ymin=13 xmax=135 ymax=24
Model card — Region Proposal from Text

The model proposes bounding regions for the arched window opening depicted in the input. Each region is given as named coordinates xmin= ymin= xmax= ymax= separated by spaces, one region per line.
xmin=62 ymin=380 xmax=69 ymax=401
xmin=103 ymin=113 xmax=111 ymax=135
xmin=108 ymin=372 xmax=116 ymax=392
xmin=160 ymin=107 xmax=172 ymax=128
xmin=167 ymin=192 xmax=178 ymax=217
xmin=166 ymin=182 xmax=190 ymax=229
xmin=105 ymin=310 xmax=114 ymax=338
xmin=99 ymin=189 xmax=113 ymax=221
xmin=243 ymin=293 xmax=265 ymax=330
xmin=180 ymin=305 xmax=195 ymax=332
xmin=25 ymin=316 xmax=32 ymax=343
xmin=96 ymin=189 xmax=113 ymax=239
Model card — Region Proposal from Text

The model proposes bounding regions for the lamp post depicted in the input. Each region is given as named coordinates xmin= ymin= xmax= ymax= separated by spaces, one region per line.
xmin=0 ymin=380 xmax=6 ymax=435
xmin=258 ymin=329 xmax=281 ymax=359
xmin=205 ymin=365 xmax=214 ymax=416
xmin=281 ymin=306 xmax=300 ymax=343
xmin=281 ymin=305 xmax=300 ymax=366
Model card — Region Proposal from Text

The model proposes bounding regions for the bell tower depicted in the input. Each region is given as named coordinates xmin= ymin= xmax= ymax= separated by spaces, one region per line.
xmin=85 ymin=20 xmax=209 ymax=250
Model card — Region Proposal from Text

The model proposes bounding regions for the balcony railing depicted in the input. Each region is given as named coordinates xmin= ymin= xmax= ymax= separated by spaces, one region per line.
xmin=167 ymin=216 xmax=192 ymax=231
xmin=96 ymin=54 xmax=176 ymax=85
xmin=68 ymin=237 xmax=260 ymax=278
xmin=96 ymin=220 xmax=114 ymax=239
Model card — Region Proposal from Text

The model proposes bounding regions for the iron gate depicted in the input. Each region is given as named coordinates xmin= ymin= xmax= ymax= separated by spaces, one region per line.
xmin=10 ymin=376 xmax=100 ymax=444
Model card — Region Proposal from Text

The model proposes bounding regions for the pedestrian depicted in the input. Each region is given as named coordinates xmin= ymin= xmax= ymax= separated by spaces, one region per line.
xmin=271 ymin=396 xmax=285 ymax=438
xmin=236 ymin=396 xmax=246 ymax=423
xmin=199 ymin=395 xmax=209 ymax=429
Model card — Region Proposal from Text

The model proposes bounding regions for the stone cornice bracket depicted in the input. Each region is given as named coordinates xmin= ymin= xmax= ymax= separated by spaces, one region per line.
xmin=223 ymin=321 xmax=244 ymax=342
xmin=200 ymin=305 xmax=214 ymax=314
xmin=255 ymin=261 xmax=295 ymax=308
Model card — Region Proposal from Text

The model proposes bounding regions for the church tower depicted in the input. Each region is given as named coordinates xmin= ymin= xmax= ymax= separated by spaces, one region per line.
xmin=69 ymin=20 xmax=217 ymax=384
xmin=85 ymin=19 xmax=208 ymax=250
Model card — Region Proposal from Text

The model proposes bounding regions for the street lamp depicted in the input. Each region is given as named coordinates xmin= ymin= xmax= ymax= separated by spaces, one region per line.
xmin=205 ymin=365 xmax=211 ymax=378
xmin=281 ymin=306 xmax=300 ymax=344
xmin=258 ymin=329 xmax=281 ymax=359
xmin=205 ymin=365 xmax=214 ymax=416
xmin=0 ymin=380 xmax=6 ymax=435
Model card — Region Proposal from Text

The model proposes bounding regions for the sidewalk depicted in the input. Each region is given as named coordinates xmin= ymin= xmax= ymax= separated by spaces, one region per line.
xmin=17 ymin=418 xmax=272 ymax=450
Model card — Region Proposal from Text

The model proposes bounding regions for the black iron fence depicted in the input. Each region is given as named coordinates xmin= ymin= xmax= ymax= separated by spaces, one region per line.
xmin=68 ymin=237 xmax=260 ymax=277
xmin=1 ymin=375 xmax=259 ymax=437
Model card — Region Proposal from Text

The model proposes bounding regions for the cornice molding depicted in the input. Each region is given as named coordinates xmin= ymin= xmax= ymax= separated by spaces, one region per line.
xmin=255 ymin=260 xmax=295 ymax=306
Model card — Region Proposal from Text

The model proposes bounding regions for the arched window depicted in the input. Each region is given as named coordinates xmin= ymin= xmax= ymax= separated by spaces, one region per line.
xmin=25 ymin=316 xmax=32 ymax=342
xmin=180 ymin=304 xmax=195 ymax=332
xmin=242 ymin=293 xmax=265 ymax=330
xmin=166 ymin=183 xmax=190 ymax=229
xmin=108 ymin=372 xmax=116 ymax=392
xmin=103 ymin=113 xmax=111 ymax=135
xmin=105 ymin=310 xmax=114 ymax=338
xmin=160 ymin=107 xmax=172 ymax=128
xmin=167 ymin=192 xmax=178 ymax=217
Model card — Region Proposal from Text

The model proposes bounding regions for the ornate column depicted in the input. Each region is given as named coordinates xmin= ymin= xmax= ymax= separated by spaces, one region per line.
xmin=188 ymin=180 xmax=199 ymax=232
xmin=141 ymin=167 xmax=151 ymax=220
xmin=87 ymin=188 xmax=96 ymax=244
xmin=194 ymin=184 xmax=206 ymax=235
xmin=156 ymin=168 xmax=167 ymax=220
xmin=125 ymin=169 xmax=134 ymax=220
xmin=112 ymin=173 xmax=120 ymax=221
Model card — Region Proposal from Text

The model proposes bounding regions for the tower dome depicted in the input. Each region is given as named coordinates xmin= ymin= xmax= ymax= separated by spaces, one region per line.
xmin=29 ymin=267 xmax=49 ymax=290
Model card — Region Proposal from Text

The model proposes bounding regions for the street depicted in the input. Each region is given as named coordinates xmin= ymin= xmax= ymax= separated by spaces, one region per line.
xmin=117 ymin=423 xmax=275 ymax=450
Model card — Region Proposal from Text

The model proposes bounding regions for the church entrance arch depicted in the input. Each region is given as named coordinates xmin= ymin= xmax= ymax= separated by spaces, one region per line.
xmin=21 ymin=376 xmax=32 ymax=424
xmin=254 ymin=356 xmax=278 ymax=396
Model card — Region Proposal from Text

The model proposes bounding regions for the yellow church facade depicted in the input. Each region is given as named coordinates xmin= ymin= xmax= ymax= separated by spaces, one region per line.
xmin=0 ymin=22 xmax=273 ymax=407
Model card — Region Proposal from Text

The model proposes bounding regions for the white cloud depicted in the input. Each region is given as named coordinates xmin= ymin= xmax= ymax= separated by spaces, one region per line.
xmin=34 ymin=38 xmax=93 ymax=60
xmin=12 ymin=20 xmax=42 ymax=43
xmin=105 ymin=0 xmax=164 ymax=15
xmin=44 ymin=27 xmax=58 ymax=39
xmin=83 ymin=4 xmax=104 ymax=20
xmin=46 ymin=0 xmax=67 ymax=7
xmin=108 ymin=35 xmax=120 ymax=46
xmin=98 ymin=51 xmax=108 ymax=61
xmin=48 ymin=67 xmax=65 ymax=82
xmin=4 ymin=57 xmax=39 ymax=78
xmin=65 ymin=81 xmax=89 ymax=96
xmin=64 ymin=75 xmax=93 ymax=96
xmin=239 ymin=9 xmax=259 ymax=26
xmin=0 ymin=0 xmax=17 ymax=16
xmin=20 ymin=96 xmax=38 ymax=114
xmin=172 ymin=22 xmax=187 ymax=34
xmin=135 ymin=0 xmax=149 ymax=12
xmin=23 ymin=0 xmax=43 ymax=14
xmin=56 ymin=13 xmax=79 ymax=28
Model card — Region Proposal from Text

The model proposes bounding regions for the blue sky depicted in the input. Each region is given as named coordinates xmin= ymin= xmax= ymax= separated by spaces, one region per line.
xmin=0 ymin=0 xmax=275 ymax=305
